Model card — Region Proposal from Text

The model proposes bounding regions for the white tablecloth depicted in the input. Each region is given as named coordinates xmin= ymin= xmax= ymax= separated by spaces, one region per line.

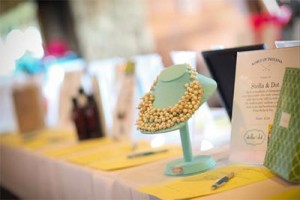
xmin=1 ymin=142 xmax=299 ymax=200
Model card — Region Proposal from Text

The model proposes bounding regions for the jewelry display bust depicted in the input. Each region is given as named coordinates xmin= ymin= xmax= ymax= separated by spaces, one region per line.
xmin=137 ymin=64 xmax=216 ymax=133
xmin=136 ymin=64 xmax=218 ymax=176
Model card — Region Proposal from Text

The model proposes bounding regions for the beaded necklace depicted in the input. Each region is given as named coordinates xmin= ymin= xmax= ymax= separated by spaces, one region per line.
xmin=136 ymin=65 xmax=202 ymax=132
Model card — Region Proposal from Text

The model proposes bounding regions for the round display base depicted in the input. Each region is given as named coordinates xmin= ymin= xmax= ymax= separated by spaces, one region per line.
xmin=164 ymin=155 xmax=216 ymax=176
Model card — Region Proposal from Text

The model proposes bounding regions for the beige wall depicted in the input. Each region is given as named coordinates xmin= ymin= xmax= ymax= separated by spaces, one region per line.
xmin=144 ymin=0 xmax=253 ymax=67
xmin=70 ymin=0 xmax=254 ymax=67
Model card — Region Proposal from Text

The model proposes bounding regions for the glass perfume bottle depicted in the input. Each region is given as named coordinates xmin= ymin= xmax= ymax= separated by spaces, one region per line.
xmin=71 ymin=97 xmax=88 ymax=140
xmin=84 ymin=95 xmax=104 ymax=138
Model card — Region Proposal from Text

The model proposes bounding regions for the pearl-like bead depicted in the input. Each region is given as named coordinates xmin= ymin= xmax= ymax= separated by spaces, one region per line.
xmin=137 ymin=65 xmax=203 ymax=132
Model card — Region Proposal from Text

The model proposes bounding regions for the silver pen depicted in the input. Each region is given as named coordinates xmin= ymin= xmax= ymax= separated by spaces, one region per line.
xmin=211 ymin=172 xmax=234 ymax=190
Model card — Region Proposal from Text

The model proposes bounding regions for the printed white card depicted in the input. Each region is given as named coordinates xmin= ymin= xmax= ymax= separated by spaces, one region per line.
xmin=230 ymin=46 xmax=300 ymax=164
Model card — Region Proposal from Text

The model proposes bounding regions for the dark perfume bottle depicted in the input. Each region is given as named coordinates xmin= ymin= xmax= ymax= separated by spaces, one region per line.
xmin=71 ymin=97 xmax=88 ymax=140
xmin=84 ymin=95 xmax=104 ymax=138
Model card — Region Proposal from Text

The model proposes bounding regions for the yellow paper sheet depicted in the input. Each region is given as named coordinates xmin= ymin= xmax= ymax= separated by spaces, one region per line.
xmin=0 ymin=129 xmax=76 ymax=150
xmin=0 ymin=132 xmax=23 ymax=147
xmin=44 ymin=137 xmax=112 ymax=158
xmin=23 ymin=129 xmax=76 ymax=150
xmin=139 ymin=165 xmax=275 ymax=200
xmin=67 ymin=140 xmax=151 ymax=165
xmin=88 ymin=145 xmax=182 ymax=171
xmin=265 ymin=187 xmax=300 ymax=200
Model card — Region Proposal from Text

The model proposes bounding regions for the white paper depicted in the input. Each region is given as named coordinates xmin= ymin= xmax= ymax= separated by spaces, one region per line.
xmin=230 ymin=46 xmax=300 ymax=164
xmin=275 ymin=40 xmax=300 ymax=48
xmin=279 ymin=112 xmax=291 ymax=128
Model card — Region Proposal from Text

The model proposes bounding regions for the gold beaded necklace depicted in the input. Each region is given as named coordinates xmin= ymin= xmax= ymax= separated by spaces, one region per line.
xmin=136 ymin=65 xmax=203 ymax=132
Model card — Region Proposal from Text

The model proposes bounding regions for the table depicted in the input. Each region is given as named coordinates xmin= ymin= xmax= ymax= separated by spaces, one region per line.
xmin=1 ymin=133 xmax=299 ymax=200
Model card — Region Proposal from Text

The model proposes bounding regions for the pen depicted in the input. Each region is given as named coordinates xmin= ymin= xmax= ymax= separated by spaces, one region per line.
xmin=211 ymin=172 xmax=234 ymax=190
xmin=127 ymin=149 xmax=168 ymax=159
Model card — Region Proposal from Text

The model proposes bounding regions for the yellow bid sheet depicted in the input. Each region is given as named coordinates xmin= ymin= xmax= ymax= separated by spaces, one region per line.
xmin=139 ymin=165 xmax=275 ymax=200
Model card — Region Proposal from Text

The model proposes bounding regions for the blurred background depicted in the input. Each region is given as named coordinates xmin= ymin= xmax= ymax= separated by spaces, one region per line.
xmin=0 ymin=0 xmax=299 ymax=136
xmin=1 ymin=1 xmax=299 ymax=199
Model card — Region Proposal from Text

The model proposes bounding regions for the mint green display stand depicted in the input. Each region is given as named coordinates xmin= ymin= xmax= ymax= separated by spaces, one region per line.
xmin=140 ymin=64 xmax=217 ymax=176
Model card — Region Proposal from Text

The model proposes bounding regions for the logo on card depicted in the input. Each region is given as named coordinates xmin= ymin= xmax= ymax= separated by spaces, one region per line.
xmin=244 ymin=129 xmax=266 ymax=146
xmin=251 ymin=57 xmax=283 ymax=72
